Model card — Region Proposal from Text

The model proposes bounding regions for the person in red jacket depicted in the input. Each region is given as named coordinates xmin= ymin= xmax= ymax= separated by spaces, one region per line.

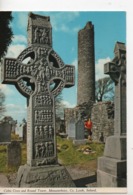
xmin=84 ymin=118 xmax=92 ymax=141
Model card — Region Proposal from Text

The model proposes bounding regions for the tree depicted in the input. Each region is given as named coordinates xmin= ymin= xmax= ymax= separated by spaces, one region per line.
xmin=95 ymin=77 xmax=114 ymax=102
xmin=0 ymin=12 xmax=13 ymax=59
xmin=0 ymin=89 xmax=6 ymax=118
xmin=55 ymin=93 xmax=66 ymax=119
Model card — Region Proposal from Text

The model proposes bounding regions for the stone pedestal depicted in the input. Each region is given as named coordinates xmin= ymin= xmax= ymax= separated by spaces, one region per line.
xmin=97 ymin=42 xmax=126 ymax=187
xmin=17 ymin=164 xmax=75 ymax=187
xmin=97 ymin=136 xmax=126 ymax=187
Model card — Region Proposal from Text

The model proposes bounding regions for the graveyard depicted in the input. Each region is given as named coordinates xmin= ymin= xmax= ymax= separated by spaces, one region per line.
xmin=0 ymin=12 xmax=126 ymax=188
xmin=0 ymin=134 xmax=104 ymax=187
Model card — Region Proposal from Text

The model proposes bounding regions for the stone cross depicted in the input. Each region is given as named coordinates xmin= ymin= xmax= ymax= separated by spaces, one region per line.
xmin=1 ymin=13 xmax=75 ymax=167
xmin=104 ymin=42 xmax=126 ymax=136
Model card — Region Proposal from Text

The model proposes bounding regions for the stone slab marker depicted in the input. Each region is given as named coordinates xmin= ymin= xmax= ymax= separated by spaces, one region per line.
xmin=73 ymin=119 xmax=86 ymax=145
xmin=0 ymin=120 xmax=11 ymax=144
xmin=97 ymin=42 xmax=126 ymax=187
xmin=1 ymin=12 xmax=75 ymax=187
xmin=7 ymin=141 xmax=21 ymax=167
xmin=67 ymin=118 xmax=76 ymax=139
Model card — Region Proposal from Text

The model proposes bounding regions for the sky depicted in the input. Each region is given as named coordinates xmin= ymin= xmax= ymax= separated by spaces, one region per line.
xmin=0 ymin=11 xmax=126 ymax=123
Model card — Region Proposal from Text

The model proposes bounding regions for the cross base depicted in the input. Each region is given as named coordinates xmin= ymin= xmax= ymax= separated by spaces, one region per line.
xmin=16 ymin=164 xmax=75 ymax=187
xmin=97 ymin=157 xmax=126 ymax=187
xmin=97 ymin=135 xmax=127 ymax=187
xmin=104 ymin=135 xmax=126 ymax=160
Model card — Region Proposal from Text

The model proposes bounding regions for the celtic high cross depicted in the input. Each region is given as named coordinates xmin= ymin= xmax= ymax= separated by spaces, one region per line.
xmin=1 ymin=13 xmax=75 ymax=167
xmin=104 ymin=42 xmax=126 ymax=136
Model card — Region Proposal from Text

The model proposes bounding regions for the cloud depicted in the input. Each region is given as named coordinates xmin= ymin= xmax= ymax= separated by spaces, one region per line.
xmin=0 ymin=83 xmax=14 ymax=95
xmin=61 ymin=100 xmax=76 ymax=108
xmin=95 ymin=57 xmax=111 ymax=80
xmin=6 ymin=104 xmax=26 ymax=112
xmin=6 ymin=44 xmax=26 ymax=58
xmin=5 ymin=103 xmax=27 ymax=123
xmin=16 ymin=12 xmax=28 ymax=31
xmin=49 ymin=12 xmax=80 ymax=33
xmin=12 ymin=35 xmax=27 ymax=44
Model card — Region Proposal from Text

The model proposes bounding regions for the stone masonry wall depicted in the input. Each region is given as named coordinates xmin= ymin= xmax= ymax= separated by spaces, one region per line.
xmin=91 ymin=101 xmax=114 ymax=142
xmin=77 ymin=22 xmax=95 ymax=105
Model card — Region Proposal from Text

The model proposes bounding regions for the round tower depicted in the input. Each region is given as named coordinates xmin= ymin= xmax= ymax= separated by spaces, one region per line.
xmin=77 ymin=21 xmax=95 ymax=105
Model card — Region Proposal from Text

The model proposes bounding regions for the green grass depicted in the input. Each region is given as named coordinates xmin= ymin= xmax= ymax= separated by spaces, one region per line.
xmin=57 ymin=136 xmax=104 ymax=166
xmin=0 ymin=137 xmax=104 ymax=173
xmin=0 ymin=143 xmax=27 ymax=173
xmin=0 ymin=145 xmax=7 ymax=172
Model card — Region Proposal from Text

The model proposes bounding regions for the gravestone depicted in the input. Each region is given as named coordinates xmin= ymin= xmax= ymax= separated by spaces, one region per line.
xmin=7 ymin=141 xmax=21 ymax=167
xmin=67 ymin=118 xmax=76 ymax=140
xmin=97 ymin=42 xmax=126 ymax=187
xmin=60 ymin=120 xmax=65 ymax=133
xmin=22 ymin=122 xmax=27 ymax=143
xmin=1 ymin=12 xmax=75 ymax=187
xmin=0 ymin=120 xmax=11 ymax=144
xmin=73 ymin=119 xmax=86 ymax=145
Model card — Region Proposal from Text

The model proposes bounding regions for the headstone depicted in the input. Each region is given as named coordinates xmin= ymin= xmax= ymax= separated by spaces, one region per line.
xmin=73 ymin=119 xmax=86 ymax=145
xmin=7 ymin=141 xmax=21 ymax=167
xmin=0 ymin=120 xmax=11 ymax=144
xmin=67 ymin=118 xmax=76 ymax=139
xmin=97 ymin=42 xmax=126 ymax=187
xmin=1 ymin=12 xmax=75 ymax=187
xmin=22 ymin=122 xmax=27 ymax=143
xmin=0 ymin=116 xmax=17 ymax=134
xmin=60 ymin=120 xmax=65 ymax=133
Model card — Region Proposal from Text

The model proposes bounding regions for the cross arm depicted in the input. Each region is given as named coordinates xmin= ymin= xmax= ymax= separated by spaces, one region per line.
xmin=1 ymin=58 xmax=18 ymax=84
xmin=104 ymin=62 xmax=120 ymax=84
xmin=62 ymin=65 xmax=75 ymax=87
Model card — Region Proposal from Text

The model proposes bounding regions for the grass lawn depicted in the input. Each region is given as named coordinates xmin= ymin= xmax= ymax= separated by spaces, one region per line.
xmin=57 ymin=136 xmax=104 ymax=170
xmin=0 ymin=136 xmax=104 ymax=173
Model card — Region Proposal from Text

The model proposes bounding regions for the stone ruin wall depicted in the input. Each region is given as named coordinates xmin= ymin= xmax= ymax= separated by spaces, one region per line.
xmin=91 ymin=101 xmax=114 ymax=142
xmin=64 ymin=101 xmax=114 ymax=142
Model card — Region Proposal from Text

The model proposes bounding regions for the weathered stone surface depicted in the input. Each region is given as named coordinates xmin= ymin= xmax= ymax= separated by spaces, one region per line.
xmin=67 ymin=118 xmax=76 ymax=139
xmin=1 ymin=12 xmax=75 ymax=168
xmin=77 ymin=22 xmax=95 ymax=105
xmin=97 ymin=42 xmax=126 ymax=187
xmin=98 ymin=156 xmax=126 ymax=178
xmin=0 ymin=119 xmax=11 ymax=143
xmin=97 ymin=156 xmax=126 ymax=187
xmin=64 ymin=108 xmax=79 ymax=135
xmin=17 ymin=164 xmax=75 ymax=187
xmin=104 ymin=136 xmax=126 ymax=160
xmin=97 ymin=169 xmax=126 ymax=187
xmin=75 ymin=119 xmax=84 ymax=140
xmin=91 ymin=101 xmax=114 ymax=142
xmin=7 ymin=141 xmax=21 ymax=167
xmin=1 ymin=12 xmax=75 ymax=187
